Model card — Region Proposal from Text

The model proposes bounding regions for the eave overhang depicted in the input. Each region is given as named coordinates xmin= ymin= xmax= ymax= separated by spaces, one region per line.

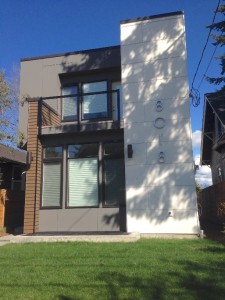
xmin=201 ymin=92 xmax=225 ymax=165
xmin=0 ymin=144 xmax=27 ymax=164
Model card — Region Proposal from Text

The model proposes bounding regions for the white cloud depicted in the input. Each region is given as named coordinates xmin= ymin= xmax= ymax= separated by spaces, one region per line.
xmin=194 ymin=154 xmax=200 ymax=165
xmin=194 ymin=154 xmax=212 ymax=188
xmin=195 ymin=166 xmax=212 ymax=188
xmin=192 ymin=130 xmax=202 ymax=148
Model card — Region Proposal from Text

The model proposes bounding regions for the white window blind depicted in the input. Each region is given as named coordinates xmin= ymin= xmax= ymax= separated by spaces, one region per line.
xmin=68 ymin=158 xmax=98 ymax=207
xmin=42 ymin=163 xmax=61 ymax=207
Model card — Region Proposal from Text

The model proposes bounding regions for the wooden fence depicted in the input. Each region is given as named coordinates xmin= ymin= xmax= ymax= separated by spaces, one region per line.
xmin=198 ymin=181 xmax=225 ymax=225
xmin=0 ymin=189 xmax=25 ymax=232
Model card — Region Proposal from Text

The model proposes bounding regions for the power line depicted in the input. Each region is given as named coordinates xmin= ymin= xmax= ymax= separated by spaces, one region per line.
xmin=197 ymin=43 xmax=218 ymax=90
xmin=190 ymin=0 xmax=221 ymax=107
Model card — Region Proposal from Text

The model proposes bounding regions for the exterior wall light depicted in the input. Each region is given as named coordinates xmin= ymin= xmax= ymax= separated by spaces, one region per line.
xmin=158 ymin=151 xmax=165 ymax=163
xmin=127 ymin=144 xmax=133 ymax=158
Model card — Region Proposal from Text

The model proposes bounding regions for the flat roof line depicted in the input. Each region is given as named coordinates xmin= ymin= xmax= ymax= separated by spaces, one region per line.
xmin=120 ymin=11 xmax=184 ymax=24
xmin=21 ymin=45 xmax=120 ymax=62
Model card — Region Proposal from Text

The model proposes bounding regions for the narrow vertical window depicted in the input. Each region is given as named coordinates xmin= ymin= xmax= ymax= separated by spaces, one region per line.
xmin=103 ymin=142 xmax=125 ymax=206
xmin=112 ymin=81 xmax=122 ymax=121
xmin=42 ymin=147 xmax=62 ymax=208
xmin=62 ymin=86 xmax=78 ymax=121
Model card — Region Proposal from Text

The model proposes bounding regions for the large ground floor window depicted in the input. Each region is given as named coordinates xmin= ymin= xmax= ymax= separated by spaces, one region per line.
xmin=67 ymin=144 xmax=99 ymax=207
xmin=41 ymin=142 xmax=125 ymax=209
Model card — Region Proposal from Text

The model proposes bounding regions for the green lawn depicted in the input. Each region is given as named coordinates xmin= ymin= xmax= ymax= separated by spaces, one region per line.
xmin=0 ymin=239 xmax=224 ymax=300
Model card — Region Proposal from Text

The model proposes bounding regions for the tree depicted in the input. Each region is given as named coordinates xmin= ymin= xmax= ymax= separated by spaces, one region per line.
xmin=195 ymin=181 xmax=202 ymax=198
xmin=207 ymin=3 xmax=225 ymax=90
xmin=0 ymin=69 xmax=18 ymax=145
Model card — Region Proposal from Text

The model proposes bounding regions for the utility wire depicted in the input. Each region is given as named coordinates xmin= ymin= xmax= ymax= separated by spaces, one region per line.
xmin=197 ymin=44 xmax=218 ymax=90
xmin=190 ymin=0 xmax=221 ymax=107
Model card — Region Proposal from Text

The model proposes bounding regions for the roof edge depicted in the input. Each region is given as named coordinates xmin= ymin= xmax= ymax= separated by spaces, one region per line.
xmin=0 ymin=144 xmax=27 ymax=164
xmin=120 ymin=11 xmax=184 ymax=24
xmin=20 ymin=45 xmax=120 ymax=62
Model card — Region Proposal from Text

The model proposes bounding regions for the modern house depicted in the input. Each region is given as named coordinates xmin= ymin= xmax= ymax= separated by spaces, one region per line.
xmin=19 ymin=11 xmax=199 ymax=235
xmin=201 ymin=91 xmax=225 ymax=184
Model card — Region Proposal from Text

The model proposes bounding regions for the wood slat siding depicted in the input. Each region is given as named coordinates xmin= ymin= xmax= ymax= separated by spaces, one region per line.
xmin=42 ymin=103 xmax=60 ymax=126
xmin=199 ymin=181 xmax=225 ymax=225
xmin=23 ymin=101 xmax=42 ymax=233
xmin=24 ymin=102 xmax=60 ymax=233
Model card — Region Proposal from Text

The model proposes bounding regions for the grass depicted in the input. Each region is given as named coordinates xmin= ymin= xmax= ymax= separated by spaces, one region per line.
xmin=0 ymin=239 xmax=224 ymax=300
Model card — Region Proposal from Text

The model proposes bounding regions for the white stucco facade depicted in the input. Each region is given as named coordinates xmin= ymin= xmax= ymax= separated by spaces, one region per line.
xmin=121 ymin=13 xmax=200 ymax=234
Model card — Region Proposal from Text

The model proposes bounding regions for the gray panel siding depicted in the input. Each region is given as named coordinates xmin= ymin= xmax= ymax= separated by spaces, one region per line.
xmin=39 ymin=208 xmax=121 ymax=232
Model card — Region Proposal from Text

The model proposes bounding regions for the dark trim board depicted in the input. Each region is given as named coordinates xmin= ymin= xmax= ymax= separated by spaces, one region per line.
xmin=21 ymin=45 xmax=120 ymax=62
xmin=120 ymin=11 xmax=183 ymax=24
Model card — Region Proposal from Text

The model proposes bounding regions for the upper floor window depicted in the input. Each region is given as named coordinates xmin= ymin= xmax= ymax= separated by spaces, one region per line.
xmin=82 ymin=81 xmax=108 ymax=120
xmin=61 ymin=80 xmax=122 ymax=122
xmin=62 ymin=86 xmax=78 ymax=121
xmin=112 ymin=81 xmax=122 ymax=120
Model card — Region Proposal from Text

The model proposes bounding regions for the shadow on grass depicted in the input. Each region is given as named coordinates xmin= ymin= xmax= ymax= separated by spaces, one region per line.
xmin=97 ymin=272 xmax=166 ymax=300
xmin=96 ymin=256 xmax=225 ymax=300
xmin=58 ymin=296 xmax=77 ymax=300
xmin=176 ymin=259 xmax=225 ymax=300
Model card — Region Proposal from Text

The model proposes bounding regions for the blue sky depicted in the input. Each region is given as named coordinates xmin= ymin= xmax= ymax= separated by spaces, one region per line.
xmin=0 ymin=0 xmax=222 ymax=184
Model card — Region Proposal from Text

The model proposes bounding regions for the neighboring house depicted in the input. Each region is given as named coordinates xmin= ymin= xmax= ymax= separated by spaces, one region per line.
xmin=201 ymin=91 xmax=225 ymax=184
xmin=19 ymin=11 xmax=199 ymax=235
xmin=200 ymin=91 xmax=225 ymax=226
xmin=0 ymin=144 xmax=27 ymax=232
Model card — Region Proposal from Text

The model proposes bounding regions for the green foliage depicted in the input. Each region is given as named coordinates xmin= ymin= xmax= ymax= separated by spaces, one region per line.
xmin=0 ymin=69 xmax=18 ymax=144
xmin=196 ymin=180 xmax=202 ymax=197
xmin=207 ymin=3 xmax=225 ymax=90
xmin=0 ymin=239 xmax=225 ymax=299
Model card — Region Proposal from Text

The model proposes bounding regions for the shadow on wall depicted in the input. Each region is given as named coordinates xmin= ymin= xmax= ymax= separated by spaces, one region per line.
xmin=60 ymin=47 xmax=120 ymax=74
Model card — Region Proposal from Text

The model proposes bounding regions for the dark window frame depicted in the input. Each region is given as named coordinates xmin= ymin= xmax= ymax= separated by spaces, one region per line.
xmin=41 ymin=141 xmax=125 ymax=210
xmin=61 ymin=79 xmax=117 ymax=124
xmin=61 ymin=84 xmax=79 ymax=123
xmin=81 ymin=80 xmax=111 ymax=122
xmin=41 ymin=146 xmax=63 ymax=209
xmin=102 ymin=142 xmax=125 ymax=208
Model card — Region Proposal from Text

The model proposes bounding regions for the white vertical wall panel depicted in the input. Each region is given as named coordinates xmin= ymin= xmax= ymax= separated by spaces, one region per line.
xmin=122 ymin=56 xmax=187 ymax=83
xmin=122 ymin=77 xmax=189 ymax=102
xmin=121 ymin=13 xmax=199 ymax=234
xmin=121 ymin=36 xmax=186 ymax=64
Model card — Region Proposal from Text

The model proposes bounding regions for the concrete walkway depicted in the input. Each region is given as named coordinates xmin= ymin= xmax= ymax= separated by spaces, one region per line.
xmin=0 ymin=232 xmax=140 ymax=246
